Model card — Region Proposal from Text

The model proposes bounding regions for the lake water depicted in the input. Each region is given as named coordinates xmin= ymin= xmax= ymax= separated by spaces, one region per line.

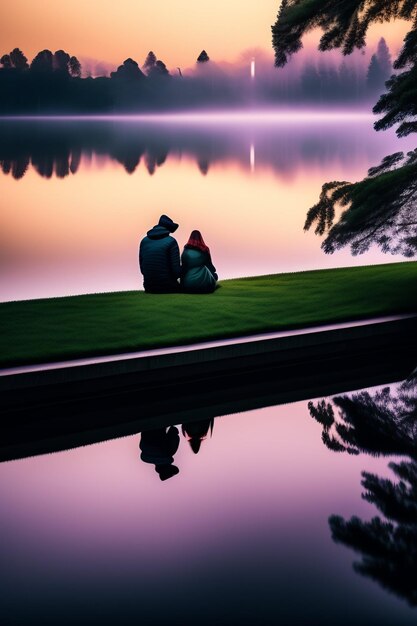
xmin=1 ymin=375 xmax=416 ymax=625
xmin=1 ymin=113 xmax=415 ymax=302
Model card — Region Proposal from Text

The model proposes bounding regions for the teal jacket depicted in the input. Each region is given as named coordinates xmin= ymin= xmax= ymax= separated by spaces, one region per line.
xmin=180 ymin=247 xmax=218 ymax=293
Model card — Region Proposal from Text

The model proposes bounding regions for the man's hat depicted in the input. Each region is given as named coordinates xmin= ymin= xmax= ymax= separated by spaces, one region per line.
xmin=158 ymin=214 xmax=179 ymax=233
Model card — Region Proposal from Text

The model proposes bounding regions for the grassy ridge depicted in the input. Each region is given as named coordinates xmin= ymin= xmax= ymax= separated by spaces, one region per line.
xmin=1 ymin=262 xmax=416 ymax=368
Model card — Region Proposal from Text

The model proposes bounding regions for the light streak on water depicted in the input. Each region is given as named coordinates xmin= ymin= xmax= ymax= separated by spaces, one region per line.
xmin=250 ymin=143 xmax=255 ymax=172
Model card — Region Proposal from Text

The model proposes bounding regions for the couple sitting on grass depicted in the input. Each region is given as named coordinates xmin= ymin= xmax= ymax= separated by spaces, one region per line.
xmin=139 ymin=214 xmax=218 ymax=294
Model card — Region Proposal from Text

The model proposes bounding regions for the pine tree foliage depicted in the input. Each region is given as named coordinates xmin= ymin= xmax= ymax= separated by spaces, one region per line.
xmin=273 ymin=1 xmax=417 ymax=257
xmin=373 ymin=16 xmax=417 ymax=137
xmin=272 ymin=1 xmax=416 ymax=67
xmin=304 ymin=151 xmax=417 ymax=256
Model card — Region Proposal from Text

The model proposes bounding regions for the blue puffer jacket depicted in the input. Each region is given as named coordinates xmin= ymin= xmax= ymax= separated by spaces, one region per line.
xmin=139 ymin=225 xmax=181 ymax=292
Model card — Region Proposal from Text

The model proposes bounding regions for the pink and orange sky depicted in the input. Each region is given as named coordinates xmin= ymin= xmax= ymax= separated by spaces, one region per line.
xmin=2 ymin=0 xmax=410 ymax=69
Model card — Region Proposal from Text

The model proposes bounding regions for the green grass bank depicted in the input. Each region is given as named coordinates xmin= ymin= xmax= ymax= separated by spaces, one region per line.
xmin=1 ymin=262 xmax=416 ymax=368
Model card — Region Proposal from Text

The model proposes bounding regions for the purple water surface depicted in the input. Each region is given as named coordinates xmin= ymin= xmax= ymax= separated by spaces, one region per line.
xmin=0 ymin=384 xmax=415 ymax=625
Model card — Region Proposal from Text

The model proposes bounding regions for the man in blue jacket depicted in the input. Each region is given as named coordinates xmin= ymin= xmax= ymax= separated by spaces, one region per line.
xmin=139 ymin=214 xmax=181 ymax=293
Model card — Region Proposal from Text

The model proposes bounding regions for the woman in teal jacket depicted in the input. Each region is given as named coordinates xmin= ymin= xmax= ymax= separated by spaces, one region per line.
xmin=181 ymin=230 xmax=218 ymax=293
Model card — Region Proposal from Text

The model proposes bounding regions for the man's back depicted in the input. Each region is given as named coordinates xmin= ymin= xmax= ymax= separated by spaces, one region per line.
xmin=139 ymin=224 xmax=181 ymax=293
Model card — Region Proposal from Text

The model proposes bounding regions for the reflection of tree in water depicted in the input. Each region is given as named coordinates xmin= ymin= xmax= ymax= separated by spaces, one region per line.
xmin=144 ymin=148 xmax=168 ymax=175
xmin=309 ymin=376 xmax=417 ymax=457
xmin=309 ymin=373 xmax=417 ymax=605
xmin=0 ymin=120 xmax=391 ymax=181
xmin=330 ymin=460 xmax=417 ymax=606
xmin=1 ymin=156 xmax=30 ymax=179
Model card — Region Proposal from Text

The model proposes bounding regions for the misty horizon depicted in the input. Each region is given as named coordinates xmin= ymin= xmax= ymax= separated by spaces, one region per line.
xmin=0 ymin=37 xmax=395 ymax=115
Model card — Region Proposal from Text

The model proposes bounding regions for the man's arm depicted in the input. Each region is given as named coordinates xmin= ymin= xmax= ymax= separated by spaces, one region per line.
xmin=205 ymin=252 xmax=218 ymax=280
xmin=169 ymin=239 xmax=181 ymax=280
xmin=138 ymin=241 xmax=143 ymax=274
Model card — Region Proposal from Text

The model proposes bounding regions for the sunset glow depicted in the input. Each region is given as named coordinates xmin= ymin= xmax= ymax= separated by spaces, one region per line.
xmin=2 ymin=1 xmax=409 ymax=69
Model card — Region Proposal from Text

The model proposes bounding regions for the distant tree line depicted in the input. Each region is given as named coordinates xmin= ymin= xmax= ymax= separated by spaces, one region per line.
xmin=268 ymin=38 xmax=393 ymax=103
xmin=0 ymin=41 xmax=393 ymax=113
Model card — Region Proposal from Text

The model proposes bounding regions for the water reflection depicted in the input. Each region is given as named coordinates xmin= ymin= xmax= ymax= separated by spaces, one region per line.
xmin=2 ymin=357 xmax=417 ymax=622
xmin=309 ymin=374 xmax=417 ymax=457
xmin=139 ymin=426 xmax=180 ymax=481
xmin=310 ymin=370 xmax=417 ymax=606
xmin=0 ymin=118 xmax=409 ymax=180
xmin=138 ymin=419 xmax=215 ymax=479
xmin=182 ymin=418 xmax=214 ymax=454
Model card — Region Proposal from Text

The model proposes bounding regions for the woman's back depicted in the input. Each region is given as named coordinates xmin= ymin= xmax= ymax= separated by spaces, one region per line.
xmin=181 ymin=247 xmax=217 ymax=293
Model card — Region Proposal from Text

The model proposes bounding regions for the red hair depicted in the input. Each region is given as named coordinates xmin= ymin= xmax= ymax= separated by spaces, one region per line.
xmin=185 ymin=230 xmax=210 ymax=254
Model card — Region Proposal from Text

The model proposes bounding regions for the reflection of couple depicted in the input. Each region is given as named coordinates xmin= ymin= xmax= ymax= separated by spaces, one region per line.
xmin=139 ymin=214 xmax=218 ymax=294
xmin=139 ymin=419 xmax=214 ymax=481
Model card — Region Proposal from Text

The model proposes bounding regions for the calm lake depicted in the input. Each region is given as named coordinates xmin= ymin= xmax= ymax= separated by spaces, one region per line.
xmin=1 ymin=374 xmax=416 ymax=625
xmin=1 ymin=113 xmax=415 ymax=302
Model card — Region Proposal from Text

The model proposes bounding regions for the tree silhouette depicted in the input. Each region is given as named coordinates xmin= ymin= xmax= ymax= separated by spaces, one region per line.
xmin=309 ymin=373 xmax=417 ymax=605
xmin=374 ymin=27 xmax=417 ymax=137
xmin=329 ymin=460 xmax=417 ymax=606
xmin=272 ymin=1 xmax=417 ymax=258
xmin=197 ymin=50 xmax=210 ymax=63
xmin=53 ymin=50 xmax=71 ymax=75
xmin=110 ymin=58 xmax=146 ymax=81
xmin=366 ymin=54 xmax=385 ymax=92
xmin=376 ymin=37 xmax=392 ymax=77
xmin=367 ymin=39 xmax=392 ymax=94
xmin=9 ymin=48 xmax=29 ymax=70
xmin=30 ymin=49 xmax=53 ymax=73
xmin=147 ymin=59 xmax=170 ymax=78
xmin=143 ymin=51 xmax=157 ymax=74
xmin=272 ymin=1 xmax=415 ymax=66
xmin=0 ymin=54 xmax=12 ymax=69
xmin=309 ymin=376 xmax=417 ymax=457
xmin=69 ymin=56 xmax=82 ymax=78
